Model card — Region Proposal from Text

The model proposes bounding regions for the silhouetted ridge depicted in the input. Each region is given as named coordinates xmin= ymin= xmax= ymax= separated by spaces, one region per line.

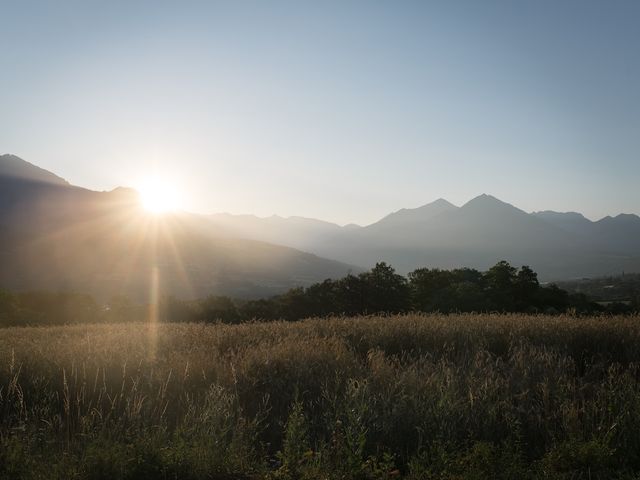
xmin=611 ymin=213 xmax=640 ymax=223
xmin=532 ymin=211 xmax=594 ymax=235
xmin=0 ymin=154 xmax=69 ymax=186
xmin=595 ymin=214 xmax=640 ymax=230
xmin=533 ymin=211 xmax=590 ymax=222
xmin=461 ymin=194 xmax=525 ymax=214
xmin=2 ymin=155 xmax=639 ymax=285
xmin=0 ymin=155 xmax=357 ymax=300
xmin=367 ymin=198 xmax=458 ymax=229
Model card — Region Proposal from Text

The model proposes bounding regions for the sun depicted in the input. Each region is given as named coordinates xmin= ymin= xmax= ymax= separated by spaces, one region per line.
xmin=138 ymin=177 xmax=182 ymax=213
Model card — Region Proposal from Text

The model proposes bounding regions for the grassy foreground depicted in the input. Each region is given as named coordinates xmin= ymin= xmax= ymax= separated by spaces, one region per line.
xmin=2 ymin=314 xmax=640 ymax=479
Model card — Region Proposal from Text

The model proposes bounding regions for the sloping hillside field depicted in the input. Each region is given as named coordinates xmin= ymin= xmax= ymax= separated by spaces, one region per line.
xmin=2 ymin=314 xmax=640 ymax=479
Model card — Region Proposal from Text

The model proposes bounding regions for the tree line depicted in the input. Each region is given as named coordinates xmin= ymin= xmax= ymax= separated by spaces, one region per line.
xmin=168 ymin=261 xmax=609 ymax=324
xmin=2 ymin=260 xmax=631 ymax=327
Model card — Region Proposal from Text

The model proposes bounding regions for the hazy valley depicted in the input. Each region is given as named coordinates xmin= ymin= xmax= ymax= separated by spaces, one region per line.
xmin=3 ymin=3 xmax=640 ymax=478
xmin=2 ymin=154 xmax=638 ymax=301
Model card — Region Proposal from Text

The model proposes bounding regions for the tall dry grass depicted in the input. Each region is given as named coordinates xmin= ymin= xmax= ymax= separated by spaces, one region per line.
xmin=1 ymin=314 xmax=640 ymax=479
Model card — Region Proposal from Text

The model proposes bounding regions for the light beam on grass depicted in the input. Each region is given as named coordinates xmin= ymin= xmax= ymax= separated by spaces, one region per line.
xmin=148 ymin=265 xmax=159 ymax=361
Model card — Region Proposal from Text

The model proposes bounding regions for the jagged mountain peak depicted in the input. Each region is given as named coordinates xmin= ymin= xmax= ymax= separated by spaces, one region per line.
xmin=428 ymin=198 xmax=457 ymax=208
xmin=464 ymin=193 xmax=506 ymax=205
xmin=368 ymin=197 xmax=458 ymax=229
xmin=534 ymin=210 xmax=589 ymax=220
xmin=614 ymin=213 xmax=640 ymax=221
xmin=461 ymin=194 xmax=525 ymax=214
xmin=597 ymin=213 xmax=640 ymax=226
xmin=0 ymin=154 xmax=69 ymax=186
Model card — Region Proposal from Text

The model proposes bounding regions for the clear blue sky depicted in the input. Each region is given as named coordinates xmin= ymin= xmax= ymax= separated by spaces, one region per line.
xmin=1 ymin=0 xmax=638 ymax=224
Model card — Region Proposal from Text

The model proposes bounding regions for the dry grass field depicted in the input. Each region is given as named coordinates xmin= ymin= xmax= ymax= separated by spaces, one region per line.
xmin=2 ymin=313 xmax=640 ymax=479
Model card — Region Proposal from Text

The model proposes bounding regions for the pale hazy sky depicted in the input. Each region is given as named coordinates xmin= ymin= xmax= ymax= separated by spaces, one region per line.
xmin=1 ymin=1 xmax=639 ymax=225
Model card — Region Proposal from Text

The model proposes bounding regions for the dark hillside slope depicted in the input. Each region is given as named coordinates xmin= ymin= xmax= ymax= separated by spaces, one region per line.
xmin=0 ymin=156 xmax=357 ymax=300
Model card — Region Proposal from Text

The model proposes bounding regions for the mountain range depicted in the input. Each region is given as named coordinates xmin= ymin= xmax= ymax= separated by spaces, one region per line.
xmin=207 ymin=194 xmax=640 ymax=280
xmin=1 ymin=154 xmax=639 ymax=300
xmin=0 ymin=154 xmax=357 ymax=301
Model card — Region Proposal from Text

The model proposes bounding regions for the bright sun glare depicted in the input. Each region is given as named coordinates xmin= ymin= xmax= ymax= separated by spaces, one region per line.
xmin=139 ymin=178 xmax=182 ymax=213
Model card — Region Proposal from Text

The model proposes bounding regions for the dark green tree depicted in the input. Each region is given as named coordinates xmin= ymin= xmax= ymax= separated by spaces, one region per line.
xmin=240 ymin=298 xmax=279 ymax=321
xmin=359 ymin=262 xmax=410 ymax=314
xmin=198 ymin=295 xmax=239 ymax=323
xmin=335 ymin=274 xmax=367 ymax=315
xmin=514 ymin=265 xmax=540 ymax=310
xmin=484 ymin=261 xmax=517 ymax=311
xmin=408 ymin=268 xmax=454 ymax=311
